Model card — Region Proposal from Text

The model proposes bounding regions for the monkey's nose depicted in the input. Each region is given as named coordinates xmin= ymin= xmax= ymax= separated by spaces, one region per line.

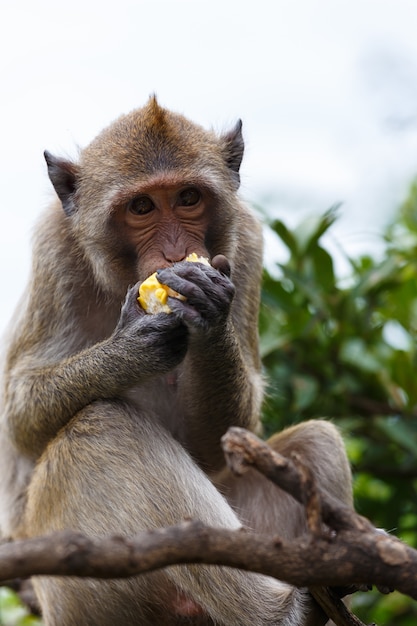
xmin=163 ymin=250 xmax=186 ymax=264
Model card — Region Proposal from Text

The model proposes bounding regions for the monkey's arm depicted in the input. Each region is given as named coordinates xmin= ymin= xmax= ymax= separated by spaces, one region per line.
xmin=183 ymin=323 xmax=262 ymax=472
xmin=4 ymin=311 xmax=188 ymax=457
xmin=156 ymin=262 xmax=263 ymax=472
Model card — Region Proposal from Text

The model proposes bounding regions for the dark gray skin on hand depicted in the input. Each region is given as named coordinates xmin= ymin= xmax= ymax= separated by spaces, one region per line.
xmin=157 ymin=257 xmax=234 ymax=331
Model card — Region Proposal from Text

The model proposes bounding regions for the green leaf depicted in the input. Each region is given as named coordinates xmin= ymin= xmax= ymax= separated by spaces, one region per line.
xmin=292 ymin=207 xmax=339 ymax=255
xmin=352 ymin=255 xmax=402 ymax=297
xmin=279 ymin=264 xmax=329 ymax=315
xmin=374 ymin=417 xmax=417 ymax=456
xmin=269 ymin=219 xmax=298 ymax=254
xmin=292 ymin=375 xmax=319 ymax=411
xmin=311 ymin=245 xmax=336 ymax=292
xmin=0 ymin=588 xmax=43 ymax=626
xmin=339 ymin=338 xmax=381 ymax=373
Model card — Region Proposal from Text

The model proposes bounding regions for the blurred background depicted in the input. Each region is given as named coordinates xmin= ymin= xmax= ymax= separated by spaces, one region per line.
xmin=1 ymin=1 xmax=417 ymax=624
xmin=2 ymin=0 xmax=417 ymax=331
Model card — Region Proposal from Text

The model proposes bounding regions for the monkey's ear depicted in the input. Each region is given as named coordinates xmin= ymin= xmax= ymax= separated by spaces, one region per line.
xmin=44 ymin=151 xmax=79 ymax=217
xmin=221 ymin=120 xmax=244 ymax=189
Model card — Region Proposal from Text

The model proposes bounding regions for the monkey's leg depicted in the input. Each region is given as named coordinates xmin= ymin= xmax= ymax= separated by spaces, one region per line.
xmin=25 ymin=400 xmax=307 ymax=626
xmin=217 ymin=419 xmax=352 ymax=537
xmin=216 ymin=419 xmax=353 ymax=626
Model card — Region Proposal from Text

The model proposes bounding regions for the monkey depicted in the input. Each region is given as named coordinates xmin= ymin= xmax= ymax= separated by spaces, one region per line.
xmin=0 ymin=97 xmax=352 ymax=625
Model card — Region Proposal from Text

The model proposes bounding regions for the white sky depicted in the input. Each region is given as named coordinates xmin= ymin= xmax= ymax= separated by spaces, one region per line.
xmin=2 ymin=0 xmax=417 ymax=333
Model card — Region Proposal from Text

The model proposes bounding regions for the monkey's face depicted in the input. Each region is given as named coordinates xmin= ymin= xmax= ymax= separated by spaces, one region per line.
xmin=45 ymin=98 xmax=243 ymax=295
xmin=111 ymin=178 xmax=213 ymax=281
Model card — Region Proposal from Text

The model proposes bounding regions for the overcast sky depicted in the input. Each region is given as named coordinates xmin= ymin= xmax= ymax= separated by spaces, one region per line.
xmin=2 ymin=0 xmax=417 ymax=333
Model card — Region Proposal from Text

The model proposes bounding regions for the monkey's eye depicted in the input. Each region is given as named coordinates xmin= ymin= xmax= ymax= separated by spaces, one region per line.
xmin=178 ymin=188 xmax=201 ymax=207
xmin=128 ymin=196 xmax=154 ymax=215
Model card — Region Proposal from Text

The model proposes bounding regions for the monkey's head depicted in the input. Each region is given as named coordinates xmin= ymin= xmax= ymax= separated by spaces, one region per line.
xmin=44 ymin=97 xmax=245 ymax=296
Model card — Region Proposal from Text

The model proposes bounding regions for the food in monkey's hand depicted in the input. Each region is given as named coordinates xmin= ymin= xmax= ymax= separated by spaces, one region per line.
xmin=138 ymin=253 xmax=210 ymax=314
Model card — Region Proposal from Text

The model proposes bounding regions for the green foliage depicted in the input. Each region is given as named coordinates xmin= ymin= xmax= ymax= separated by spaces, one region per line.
xmin=0 ymin=588 xmax=42 ymax=626
xmin=260 ymin=191 xmax=417 ymax=624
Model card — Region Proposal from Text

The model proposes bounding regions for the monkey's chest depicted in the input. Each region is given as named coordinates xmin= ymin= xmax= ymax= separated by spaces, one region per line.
xmin=126 ymin=371 xmax=183 ymax=437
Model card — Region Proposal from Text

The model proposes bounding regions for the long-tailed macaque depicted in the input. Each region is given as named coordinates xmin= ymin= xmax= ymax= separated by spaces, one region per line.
xmin=0 ymin=98 xmax=352 ymax=625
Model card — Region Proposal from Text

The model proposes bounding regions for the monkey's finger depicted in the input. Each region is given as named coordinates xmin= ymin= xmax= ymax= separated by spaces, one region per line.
xmin=156 ymin=268 xmax=214 ymax=308
xmin=173 ymin=261 xmax=233 ymax=290
xmin=167 ymin=297 xmax=208 ymax=329
xmin=211 ymin=254 xmax=231 ymax=277
xmin=126 ymin=283 xmax=147 ymax=309
xmin=164 ymin=282 xmax=222 ymax=324
xmin=139 ymin=312 xmax=187 ymax=334
xmin=116 ymin=284 xmax=147 ymax=328
xmin=135 ymin=316 xmax=189 ymax=351
xmin=160 ymin=264 xmax=235 ymax=305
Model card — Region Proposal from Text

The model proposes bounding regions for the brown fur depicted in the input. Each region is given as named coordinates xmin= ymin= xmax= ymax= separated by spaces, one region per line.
xmin=0 ymin=98 xmax=352 ymax=625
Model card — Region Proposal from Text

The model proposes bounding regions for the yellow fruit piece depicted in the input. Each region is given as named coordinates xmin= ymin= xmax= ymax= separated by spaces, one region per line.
xmin=138 ymin=273 xmax=180 ymax=314
xmin=138 ymin=254 xmax=209 ymax=314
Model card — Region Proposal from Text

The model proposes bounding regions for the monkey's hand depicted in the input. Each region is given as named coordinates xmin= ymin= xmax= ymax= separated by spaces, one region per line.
xmin=138 ymin=254 xmax=210 ymax=314
xmin=156 ymin=255 xmax=235 ymax=332
xmin=113 ymin=284 xmax=189 ymax=375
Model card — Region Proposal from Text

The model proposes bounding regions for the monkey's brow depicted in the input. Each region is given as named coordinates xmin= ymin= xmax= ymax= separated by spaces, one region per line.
xmin=110 ymin=173 xmax=224 ymax=204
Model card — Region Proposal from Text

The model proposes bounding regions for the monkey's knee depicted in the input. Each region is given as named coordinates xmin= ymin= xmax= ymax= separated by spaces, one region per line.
xmin=268 ymin=419 xmax=353 ymax=507
xmin=216 ymin=420 xmax=352 ymax=537
xmin=268 ymin=418 xmax=344 ymax=454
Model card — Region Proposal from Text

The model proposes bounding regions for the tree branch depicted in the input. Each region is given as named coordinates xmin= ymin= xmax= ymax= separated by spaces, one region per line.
xmin=0 ymin=426 xmax=416 ymax=626
xmin=0 ymin=521 xmax=416 ymax=597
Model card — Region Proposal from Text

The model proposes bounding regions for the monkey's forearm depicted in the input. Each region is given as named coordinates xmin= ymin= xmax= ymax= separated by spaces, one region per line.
xmin=5 ymin=336 xmax=163 ymax=457
xmin=180 ymin=323 xmax=263 ymax=472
